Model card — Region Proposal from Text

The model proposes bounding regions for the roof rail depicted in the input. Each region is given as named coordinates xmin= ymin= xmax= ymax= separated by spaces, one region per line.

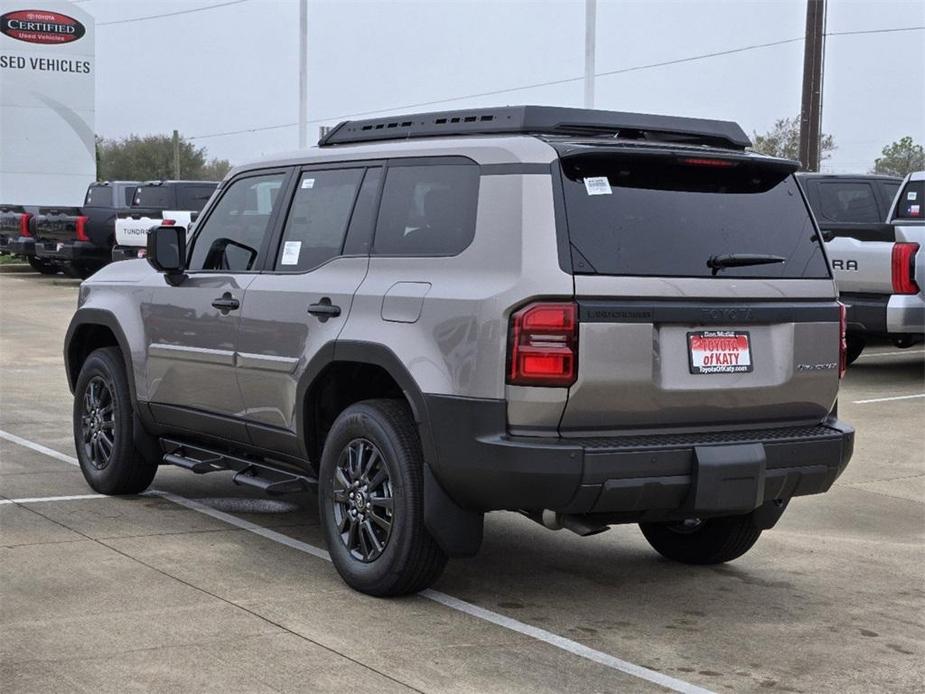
xmin=318 ymin=105 xmax=751 ymax=150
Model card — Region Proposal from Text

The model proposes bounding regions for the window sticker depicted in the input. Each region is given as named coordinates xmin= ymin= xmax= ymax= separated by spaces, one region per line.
xmin=584 ymin=176 xmax=612 ymax=196
xmin=908 ymin=191 xmax=917 ymax=201
xmin=281 ymin=240 xmax=301 ymax=265
xmin=301 ymin=177 xmax=315 ymax=189
xmin=909 ymin=204 xmax=921 ymax=217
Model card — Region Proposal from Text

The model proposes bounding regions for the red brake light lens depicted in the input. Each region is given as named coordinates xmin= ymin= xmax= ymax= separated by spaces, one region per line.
xmin=19 ymin=212 xmax=32 ymax=238
xmin=678 ymin=157 xmax=738 ymax=168
xmin=508 ymin=301 xmax=578 ymax=387
xmin=838 ymin=301 xmax=847 ymax=379
xmin=75 ymin=215 xmax=89 ymax=242
xmin=891 ymin=242 xmax=919 ymax=295
xmin=161 ymin=219 xmax=176 ymax=226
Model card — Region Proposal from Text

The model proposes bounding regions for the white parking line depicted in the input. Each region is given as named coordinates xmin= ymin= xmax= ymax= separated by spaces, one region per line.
xmin=0 ymin=429 xmax=714 ymax=694
xmin=852 ymin=393 xmax=925 ymax=404
xmin=0 ymin=493 xmax=106 ymax=505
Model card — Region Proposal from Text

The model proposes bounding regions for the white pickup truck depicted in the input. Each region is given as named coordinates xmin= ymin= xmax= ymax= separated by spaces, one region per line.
xmin=112 ymin=180 xmax=217 ymax=261
xmin=803 ymin=172 xmax=924 ymax=363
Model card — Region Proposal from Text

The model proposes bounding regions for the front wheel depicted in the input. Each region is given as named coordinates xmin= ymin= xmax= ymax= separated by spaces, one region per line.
xmin=73 ymin=347 xmax=158 ymax=495
xmin=319 ymin=399 xmax=447 ymax=596
xmin=639 ymin=514 xmax=763 ymax=565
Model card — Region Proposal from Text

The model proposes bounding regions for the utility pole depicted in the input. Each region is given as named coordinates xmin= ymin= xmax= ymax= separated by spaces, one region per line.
xmin=584 ymin=0 xmax=596 ymax=109
xmin=799 ymin=0 xmax=826 ymax=171
xmin=172 ymin=129 xmax=180 ymax=179
xmin=298 ymin=0 xmax=308 ymax=149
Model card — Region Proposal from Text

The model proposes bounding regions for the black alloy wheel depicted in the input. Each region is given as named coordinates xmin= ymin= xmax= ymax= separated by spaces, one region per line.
xmin=80 ymin=376 xmax=116 ymax=470
xmin=332 ymin=438 xmax=394 ymax=562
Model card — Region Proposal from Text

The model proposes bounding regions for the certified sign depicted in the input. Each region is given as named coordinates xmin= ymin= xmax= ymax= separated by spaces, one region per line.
xmin=0 ymin=9 xmax=85 ymax=44
xmin=687 ymin=330 xmax=753 ymax=374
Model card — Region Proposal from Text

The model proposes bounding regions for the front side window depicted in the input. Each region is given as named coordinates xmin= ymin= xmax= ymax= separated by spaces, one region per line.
xmin=188 ymin=173 xmax=286 ymax=272
xmin=373 ymin=163 xmax=479 ymax=256
xmin=275 ymin=168 xmax=364 ymax=271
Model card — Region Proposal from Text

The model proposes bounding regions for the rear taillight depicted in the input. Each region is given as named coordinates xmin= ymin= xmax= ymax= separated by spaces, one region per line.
xmin=508 ymin=301 xmax=578 ymax=387
xmin=161 ymin=219 xmax=176 ymax=226
xmin=75 ymin=215 xmax=89 ymax=242
xmin=19 ymin=213 xmax=32 ymax=237
xmin=838 ymin=301 xmax=847 ymax=379
xmin=678 ymin=157 xmax=738 ymax=168
xmin=891 ymin=242 xmax=919 ymax=295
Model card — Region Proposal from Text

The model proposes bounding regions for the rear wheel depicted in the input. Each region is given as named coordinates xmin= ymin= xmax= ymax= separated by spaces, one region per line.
xmin=319 ymin=399 xmax=447 ymax=596
xmin=27 ymin=257 xmax=59 ymax=275
xmin=73 ymin=347 xmax=158 ymax=495
xmin=639 ymin=514 xmax=762 ymax=565
xmin=846 ymin=335 xmax=865 ymax=366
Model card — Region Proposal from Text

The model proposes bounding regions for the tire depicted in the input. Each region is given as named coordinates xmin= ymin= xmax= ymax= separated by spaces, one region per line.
xmin=319 ymin=399 xmax=447 ymax=596
xmin=73 ymin=347 xmax=158 ymax=495
xmin=639 ymin=514 xmax=763 ymax=565
xmin=846 ymin=335 xmax=865 ymax=366
xmin=27 ymin=257 xmax=58 ymax=275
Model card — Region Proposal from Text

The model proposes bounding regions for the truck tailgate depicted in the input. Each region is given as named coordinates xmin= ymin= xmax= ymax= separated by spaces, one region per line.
xmin=825 ymin=236 xmax=895 ymax=294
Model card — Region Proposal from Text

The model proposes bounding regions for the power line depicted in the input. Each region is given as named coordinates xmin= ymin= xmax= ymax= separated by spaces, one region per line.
xmin=181 ymin=24 xmax=925 ymax=140
xmin=97 ymin=0 xmax=251 ymax=27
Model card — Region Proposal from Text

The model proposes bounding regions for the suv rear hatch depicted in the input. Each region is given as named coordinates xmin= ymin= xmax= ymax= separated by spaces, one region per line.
xmin=554 ymin=147 xmax=840 ymax=434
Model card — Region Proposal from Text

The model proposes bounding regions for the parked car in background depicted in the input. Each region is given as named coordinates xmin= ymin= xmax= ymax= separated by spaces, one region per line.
xmin=112 ymin=180 xmax=217 ymax=261
xmin=66 ymin=106 xmax=854 ymax=597
xmin=0 ymin=204 xmax=52 ymax=272
xmin=801 ymin=172 xmax=923 ymax=362
xmin=30 ymin=181 xmax=139 ymax=278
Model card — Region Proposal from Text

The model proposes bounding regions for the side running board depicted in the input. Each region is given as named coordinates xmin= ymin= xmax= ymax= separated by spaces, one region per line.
xmin=160 ymin=438 xmax=317 ymax=495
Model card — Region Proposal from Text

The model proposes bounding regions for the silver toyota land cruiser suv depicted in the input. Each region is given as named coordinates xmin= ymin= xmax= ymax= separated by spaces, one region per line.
xmin=65 ymin=106 xmax=855 ymax=596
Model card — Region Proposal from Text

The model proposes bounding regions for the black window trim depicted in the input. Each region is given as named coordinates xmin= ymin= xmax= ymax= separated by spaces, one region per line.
xmin=370 ymin=156 xmax=481 ymax=259
xmin=185 ymin=166 xmax=295 ymax=275
xmin=263 ymin=163 xmax=378 ymax=276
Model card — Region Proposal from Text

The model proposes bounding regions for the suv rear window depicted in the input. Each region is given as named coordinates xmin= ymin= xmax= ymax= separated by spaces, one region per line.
xmin=893 ymin=180 xmax=924 ymax=221
xmin=84 ymin=185 xmax=111 ymax=207
xmin=176 ymin=184 xmax=217 ymax=211
xmin=134 ymin=186 xmax=174 ymax=209
xmin=559 ymin=152 xmax=829 ymax=279
xmin=817 ymin=181 xmax=881 ymax=223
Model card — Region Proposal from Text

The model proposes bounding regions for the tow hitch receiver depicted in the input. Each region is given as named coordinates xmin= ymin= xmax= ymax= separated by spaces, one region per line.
xmin=692 ymin=443 xmax=766 ymax=514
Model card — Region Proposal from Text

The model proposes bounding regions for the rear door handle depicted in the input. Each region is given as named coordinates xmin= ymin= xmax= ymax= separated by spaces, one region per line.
xmin=307 ymin=298 xmax=341 ymax=322
xmin=212 ymin=293 xmax=240 ymax=313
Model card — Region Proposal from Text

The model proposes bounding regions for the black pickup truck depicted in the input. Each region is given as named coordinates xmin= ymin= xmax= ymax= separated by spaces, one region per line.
xmin=31 ymin=181 xmax=139 ymax=278
xmin=0 ymin=204 xmax=50 ymax=271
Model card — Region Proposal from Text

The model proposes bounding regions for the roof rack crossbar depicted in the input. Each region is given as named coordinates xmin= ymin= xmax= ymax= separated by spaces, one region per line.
xmin=317 ymin=106 xmax=751 ymax=150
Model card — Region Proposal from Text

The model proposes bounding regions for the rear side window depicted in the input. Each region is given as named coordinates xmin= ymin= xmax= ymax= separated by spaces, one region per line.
xmin=559 ymin=153 xmax=829 ymax=279
xmin=893 ymin=180 xmax=924 ymax=220
xmin=817 ymin=182 xmax=881 ymax=223
xmin=176 ymin=184 xmax=217 ymax=211
xmin=274 ymin=168 xmax=364 ymax=271
xmin=373 ymin=163 xmax=479 ymax=256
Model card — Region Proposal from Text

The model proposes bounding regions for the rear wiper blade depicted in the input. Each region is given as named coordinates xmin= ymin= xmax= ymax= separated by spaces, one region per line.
xmin=707 ymin=253 xmax=786 ymax=275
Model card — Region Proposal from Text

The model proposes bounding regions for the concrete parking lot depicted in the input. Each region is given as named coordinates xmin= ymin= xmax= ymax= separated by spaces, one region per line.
xmin=1 ymin=266 xmax=923 ymax=694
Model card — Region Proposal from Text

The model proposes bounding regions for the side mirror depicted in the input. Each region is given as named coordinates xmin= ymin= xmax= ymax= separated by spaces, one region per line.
xmin=147 ymin=225 xmax=187 ymax=284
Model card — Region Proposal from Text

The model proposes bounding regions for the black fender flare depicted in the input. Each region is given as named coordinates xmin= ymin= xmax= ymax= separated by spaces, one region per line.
xmin=64 ymin=307 xmax=135 ymax=401
xmin=297 ymin=340 xmax=483 ymax=557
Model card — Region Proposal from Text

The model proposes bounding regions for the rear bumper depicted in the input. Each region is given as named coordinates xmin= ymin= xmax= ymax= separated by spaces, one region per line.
xmin=424 ymin=395 xmax=854 ymax=520
xmin=34 ymin=239 xmax=108 ymax=263
xmin=842 ymin=292 xmax=924 ymax=339
xmin=0 ymin=235 xmax=35 ymax=256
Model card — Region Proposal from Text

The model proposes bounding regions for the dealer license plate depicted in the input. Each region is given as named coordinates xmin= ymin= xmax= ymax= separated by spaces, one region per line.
xmin=687 ymin=331 xmax=753 ymax=374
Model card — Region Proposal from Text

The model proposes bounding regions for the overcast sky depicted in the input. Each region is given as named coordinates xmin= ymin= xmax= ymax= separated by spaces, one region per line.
xmin=79 ymin=0 xmax=924 ymax=173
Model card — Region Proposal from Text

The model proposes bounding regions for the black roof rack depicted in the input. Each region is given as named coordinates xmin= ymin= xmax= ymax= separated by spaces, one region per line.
xmin=318 ymin=105 xmax=751 ymax=150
